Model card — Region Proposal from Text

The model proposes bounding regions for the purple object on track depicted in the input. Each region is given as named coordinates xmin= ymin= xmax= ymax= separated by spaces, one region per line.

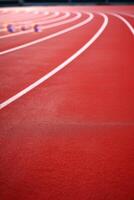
xmin=34 ymin=24 xmax=41 ymax=32
xmin=7 ymin=24 xmax=15 ymax=33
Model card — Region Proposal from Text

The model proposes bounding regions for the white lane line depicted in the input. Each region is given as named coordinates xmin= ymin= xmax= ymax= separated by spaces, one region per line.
xmin=0 ymin=10 xmax=50 ymax=24
xmin=111 ymin=13 xmax=134 ymax=35
xmin=3 ymin=11 xmax=68 ymax=29
xmin=42 ymin=12 xmax=81 ymax=29
xmin=0 ymin=11 xmax=60 ymax=38
xmin=0 ymin=13 xmax=108 ymax=110
xmin=0 ymin=11 xmax=69 ymax=39
xmin=16 ymin=11 xmax=70 ymax=28
xmin=32 ymin=11 xmax=60 ymax=22
xmin=0 ymin=11 xmax=50 ymax=30
xmin=38 ymin=11 xmax=70 ymax=25
xmin=0 ymin=11 xmax=50 ymax=32
xmin=119 ymin=12 xmax=134 ymax=18
xmin=15 ymin=10 xmax=50 ymax=24
xmin=0 ymin=12 xmax=82 ymax=55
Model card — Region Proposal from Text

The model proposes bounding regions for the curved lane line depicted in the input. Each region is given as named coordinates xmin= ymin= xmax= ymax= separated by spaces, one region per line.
xmin=20 ymin=11 xmax=60 ymax=24
xmin=0 ymin=13 xmax=108 ymax=110
xmin=38 ymin=11 xmax=70 ymax=25
xmin=111 ymin=13 xmax=134 ymax=35
xmin=117 ymin=12 xmax=134 ymax=18
xmin=0 ymin=11 xmax=51 ymax=31
xmin=14 ymin=11 xmax=70 ymax=28
xmin=0 ymin=11 xmax=60 ymax=37
xmin=14 ymin=10 xmax=50 ymax=25
xmin=0 ymin=12 xmax=82 ymax=55
xmin=0 ymin=11 xmax=73 ymax=39
xmin=15 ymin=10 xmax=51 ymax=24
xmin=0 ymin=11 xmax=51 ymax=32
xmin=43 ymin=12 xmax=81 ymax=29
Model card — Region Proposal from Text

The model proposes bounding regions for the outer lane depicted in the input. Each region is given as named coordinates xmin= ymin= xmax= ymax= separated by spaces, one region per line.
xmin=0 ymin=13 xmax=104 ymax=103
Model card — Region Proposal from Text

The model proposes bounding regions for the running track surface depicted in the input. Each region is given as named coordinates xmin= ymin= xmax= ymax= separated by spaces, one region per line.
xmin=0 ymin=5 xmax=134 ymax=200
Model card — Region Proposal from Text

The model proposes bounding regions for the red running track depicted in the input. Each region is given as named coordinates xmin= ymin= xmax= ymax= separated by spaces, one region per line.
xmin=0 ymin=5 xmax=134 ymax=200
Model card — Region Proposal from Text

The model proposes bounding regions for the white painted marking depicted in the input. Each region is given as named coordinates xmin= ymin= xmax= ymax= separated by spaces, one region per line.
xmin=0 ymin=13 xmax=108 ymax=110
xmin=0 ymin=11 xmax=51 ymax=32
xmin=0 ymin=11 xmax=59 ymax=36
xmin=1 ymin=11 xmax=69 ymax=33
xmin=118 ymin=12 xmax=134 ymax=18
xmin=34 ymin=11 xmax=60 ymax=21
xmin=14 ymin=11 xmax=69 ymax=28
xmin=0 ymin=12 xmax=82 ymax=55
xmin=38 ymin=11 xmax=70 ymax=25
xmin=42 ymin=12 xmax=80 ymax=29
xmin=112 ymin=13 xmax=134 ymax=35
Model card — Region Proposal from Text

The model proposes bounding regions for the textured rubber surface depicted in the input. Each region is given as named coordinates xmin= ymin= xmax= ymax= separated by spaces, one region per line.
xmin=0 ymin=5 xmax=134 ymax=200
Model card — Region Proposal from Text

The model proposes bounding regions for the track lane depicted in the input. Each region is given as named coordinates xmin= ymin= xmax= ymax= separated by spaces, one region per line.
xmin=0 ymin=9 xmax=51 ymax=30
xmin=0 ymin=13 xmax=106 ymax=105
xmin=117 ymin=12 xmax=134 ymax=18
xmin=0 ymin=8 xmax=134 ymax=200
xmin=0 ymin=8 xmax=49 ymax=22
xmin=0 ymin=11 xmax=60 ymax=37
xmin=0 ymin=13 xmax=107 ymax=110
xmin=36 ymin=11 xmax=70 ymax=25
xmin=111 ymin=13 xmax=134 ymax=35
xmin=0 ymin=10 xmax=50 ymax=26
xmin=0 ymin=12 xmax=82 ymax=53
xmin=0 ymin=11 xmax=66 ymax=39
xmin=117 ymin=13 xmax=134 ymax=27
